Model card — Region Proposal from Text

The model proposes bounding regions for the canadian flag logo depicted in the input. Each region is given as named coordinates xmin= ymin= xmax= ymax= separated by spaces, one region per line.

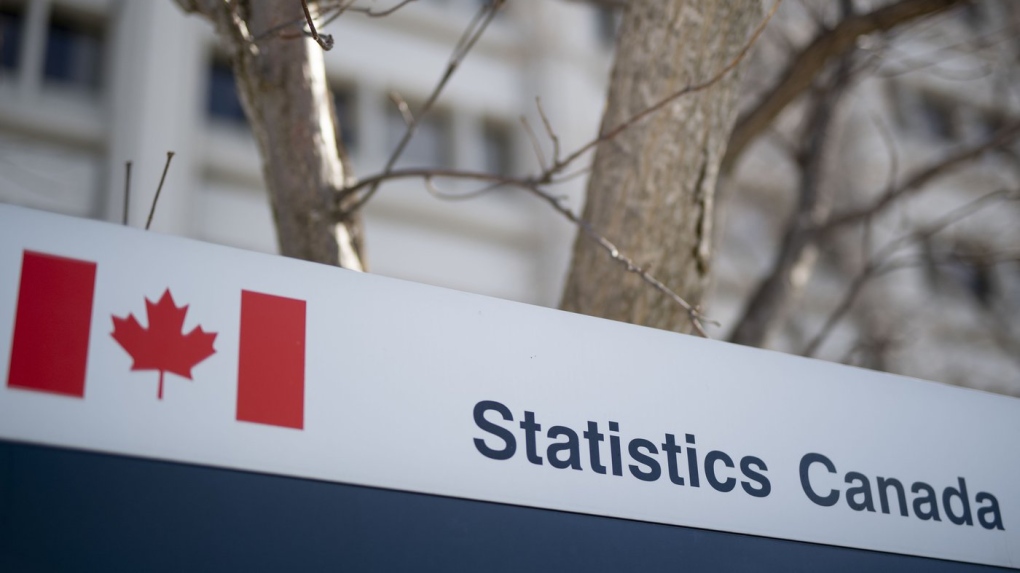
xmin=111 ymin=290 xmax=218 ymax=401
xmin=5 ymin=250 xmax=307 ymax=430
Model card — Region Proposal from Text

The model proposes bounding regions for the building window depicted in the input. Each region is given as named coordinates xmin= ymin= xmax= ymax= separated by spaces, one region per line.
xmin=938 ymin=256 xmax=995 ymax=307
xmin=482 ymin=120 xmax=513 ymax=175
xmin=0 ymin=3 xmax=24 ymax=72
xmin=332 ymin=84 xmax=357 ymax=153
xmin=922 ymin=239 xmax=998 ymax=308
xmin=44 ymin=8 xmax=104 ymax=91
xmin=386 ymin=104 xmax=451 ymax=169
xmin=891 ymin=85 xmax=959 ymax=141
xmin=973 ymin=109 xmax=1004 ymax=140
xmin=595 ymin=7 xmax=620 ymax=47
xmin=206 ymin=59 xmax=247 ymax=126
xmin=962 ymin=2 xmax=988 ymax=31
xmin=917 ymin=92 xmax=956 ymax=140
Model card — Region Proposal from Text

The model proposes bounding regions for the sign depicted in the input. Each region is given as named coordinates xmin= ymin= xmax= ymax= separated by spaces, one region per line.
xmin=1 ymin=205 xmax=1017 ymax=570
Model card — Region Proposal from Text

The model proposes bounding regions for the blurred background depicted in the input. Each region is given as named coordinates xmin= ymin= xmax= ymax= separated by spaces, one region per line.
xmin=1 ymin=0 xmax=1018 ymax=395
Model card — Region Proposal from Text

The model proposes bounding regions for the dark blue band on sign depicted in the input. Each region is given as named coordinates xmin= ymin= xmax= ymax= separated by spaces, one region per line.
xmin=0 ymin=441 xmax=1010 ymax=573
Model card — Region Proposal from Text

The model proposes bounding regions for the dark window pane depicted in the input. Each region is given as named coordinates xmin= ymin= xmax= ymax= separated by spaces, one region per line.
xmin=0 ymin=4 xmax=23 ymax=71
xmin=333 ymin=86 xmax=357 ymax=152
xmin=207 ymin=61 xmax=247 ymax=126
xmin=974 ymin=111 xmax=1003 ymax=140
xmin=596 ymin=7 xmax=619 ymax=46
xmin=483 ymin=122 xmax=512 ymax=175
xmin=919 ymin=93 xmax=955 ymax=140
xmin=44 ymin=11 xmax=103 ymax=90
xmin=963 ymin=3 xmax=986 ymax=30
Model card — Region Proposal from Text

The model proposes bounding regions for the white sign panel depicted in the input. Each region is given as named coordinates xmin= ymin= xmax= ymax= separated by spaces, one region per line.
xmin=0 ymin=205 xmax=1017 ymax=568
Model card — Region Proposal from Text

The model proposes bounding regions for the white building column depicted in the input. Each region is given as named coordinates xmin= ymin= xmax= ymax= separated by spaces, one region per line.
xmin=104 ymin=1 xmax=204 ymax=235
xmin=353 ymin=83 xmax=387 ymax=173
xmin=520 ymin=0 xmax=610 ymax=305
xmin=16 ymin=0 xmax=49 ymax=99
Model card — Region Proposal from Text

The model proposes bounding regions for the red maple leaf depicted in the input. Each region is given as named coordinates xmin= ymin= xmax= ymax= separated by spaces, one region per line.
xmin=111 ymin=289 xmax=217 ymax=400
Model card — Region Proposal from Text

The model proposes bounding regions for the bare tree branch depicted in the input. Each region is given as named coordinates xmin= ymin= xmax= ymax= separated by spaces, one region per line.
xmin=338 ymin=164 xmax=718 ymax=334
xmin=253 ymin=0 xmax=417 ymax=44
xmin=351 ymin=0 xmax=418 ymax=18
xmin=520 ymin=115 xmax=548 ymax=172
xmin=731 ymin=115 xmax=1020 ymax=348
xmin=535 ymin=97 xmax=561 ymax=166
xmin=820 ymin=121 xmax=1020 ymax=231
xmin=729 ymin=0 xmax=857 ymax=347
xmin=340 ymin=0 xmax=505 ymax=215
xmin=145 ymin=152 xmax=175 ymax=231
xmin=388 ymin=91 xmax=414 ymax=126
xmin=722 ymin=0 xmax=967 ymax=173
xmin=300 ymin=0 xmax=335 ymax=50
xmin=802 ymin=188 xmax=1019 ymax=357
xmin=331 ymin=3 xmax=780 ymax=335
xmin=123 ymin=161 xmax=132 ymax=226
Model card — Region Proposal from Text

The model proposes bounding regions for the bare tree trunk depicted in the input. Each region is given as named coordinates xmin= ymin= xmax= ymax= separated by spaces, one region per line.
xmin=175 ymin=0 xmax=363 ymax=270
xmin=560 ymin=0 xmax=758 ymax=333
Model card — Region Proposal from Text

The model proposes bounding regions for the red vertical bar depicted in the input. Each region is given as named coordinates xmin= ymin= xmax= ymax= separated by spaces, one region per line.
xmin=7 ymin=251 xmax=97 ymax=397
xmin=237 ymin=290 xmax=306 ymax=429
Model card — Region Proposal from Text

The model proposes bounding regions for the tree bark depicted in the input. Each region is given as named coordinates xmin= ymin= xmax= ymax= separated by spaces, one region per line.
xmin=174 ymin=0 xmax=363 ymax=270
xmin=560 ymin=0 xmax=758 ymax=333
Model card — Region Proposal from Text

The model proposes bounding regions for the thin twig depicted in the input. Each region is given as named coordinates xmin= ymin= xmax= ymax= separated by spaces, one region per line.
xmin=522 ymin=181 xmax=715 ymax=336
xmin=256 ymin=0 xmax=352 ymax=42
xmin=422 ymin=175 xmax=512 ymax=203
xmin=254 ymin=0 xmax=416 ymax=43
xmin=343 ymin=168 xmax=524 ymax=195
xmin=520 ymin=115 xmax=548 ymax=172
xmin=389 ymin=91 xmax=415 ymax=126
xmin=802 ymin=266 xmax=875 ymax=357
xmin=340 ymin=0 xmax=777 ymax=202
xmin=358 ymin=0 xmax=417 ymax=17
xmin=312 ymin=0 xmax=359 ymax=33
xmin=820 ymin=121 xmax=1020 ymax=232
xmin=535 ymin=97 xmax=561 ymax=165
xmin=869 ymin=112 xmax=899 ymax=200
xmin=876 ymin=26 xmax=1012 ymax=78
xmin=555 ymin=166 xmax=593 ymax=184
xmin=342 ymin=0 xmax=505 ymax=214
xmin=341 ymin=166 xmax=714 ymax=334
xmin=300 ymin=0 xmax=334 ymax=50
xmin=425 ymin=177 xmax=510 ymax=202
xmin=146 ymin=152 xmax=175 ymax=231
xmin=330 ymin=2 xmax=779 ymax=330
xmin=321 ymin=0 xmax=417 ymax=26
xmin=123 ymin=161 xmax=132 ymax=226
xmin=802 ymin=188 xmax=1016 ymax=355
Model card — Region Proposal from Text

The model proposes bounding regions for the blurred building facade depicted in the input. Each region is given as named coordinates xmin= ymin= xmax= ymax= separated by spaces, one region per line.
xmin=0 ymin=0 xmax=613 ymax=305
xmin=1 ymin=0 xmax=1018 ymax=395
